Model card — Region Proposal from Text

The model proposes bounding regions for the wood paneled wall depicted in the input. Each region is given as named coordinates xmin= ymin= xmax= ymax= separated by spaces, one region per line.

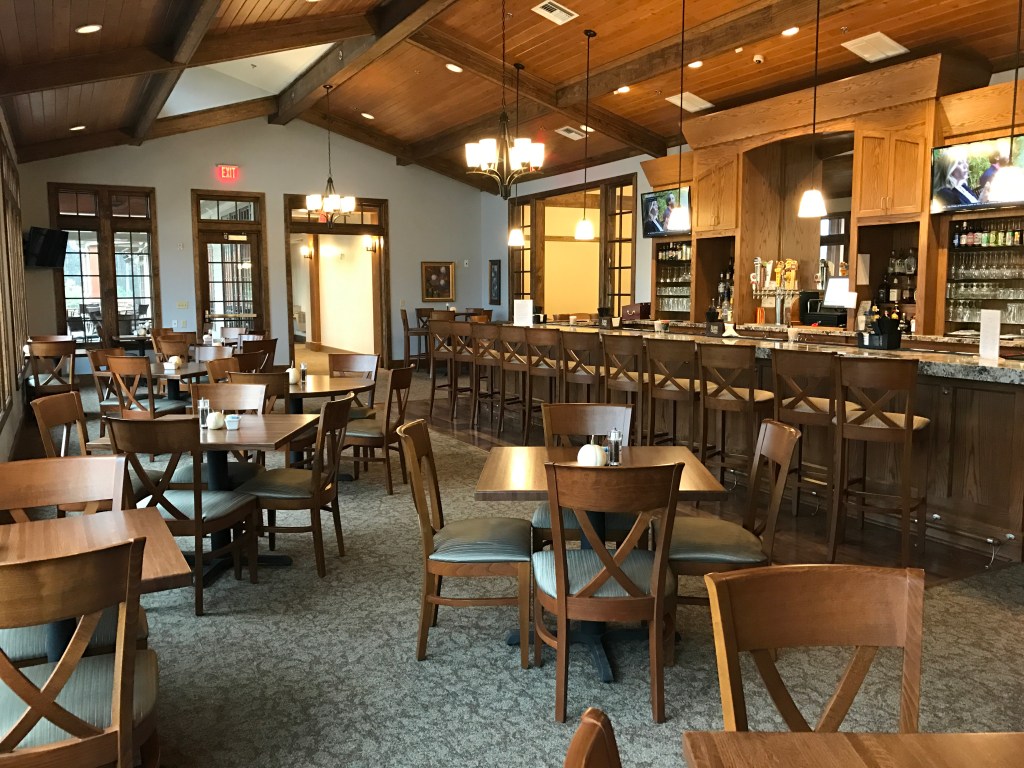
xmin=0 ymin=115 xmax=26 ymax=442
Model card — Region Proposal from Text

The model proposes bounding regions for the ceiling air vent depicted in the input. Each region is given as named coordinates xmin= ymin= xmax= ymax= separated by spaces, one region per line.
xmin=666 ymin=91 xmax=715 ymax=113
xmin=841 ymin=32 xmax=909 ymax=63
xmin=554 ymin=125 xmax=587 ymax=140
xmin=532 ymin=1 xmax=579 ymax=26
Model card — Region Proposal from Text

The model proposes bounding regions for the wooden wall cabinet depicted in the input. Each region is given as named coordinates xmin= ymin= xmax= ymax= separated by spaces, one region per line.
xmin=853 ymin=129 xmax=927 ymax=220
xmin=693 ymin=154 xmax=738 ymax=233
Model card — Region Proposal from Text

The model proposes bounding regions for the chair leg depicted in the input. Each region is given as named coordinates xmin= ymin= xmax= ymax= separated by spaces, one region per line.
xmin=383 ymin=446 xmax=394 ymax=495
xmin=428 ymin=361 xmax=437 ymax=419
xmin=521 ymin=374 xmax=532 ymax=445
xmin=647 ymin=394 xmax=656 ymax=447
xmin=828 ymin=436 xmax=846 ymax=563
xmin=311 ymin=506 xmax=327 ymax=577
xmin=331 ymin=493 xmax=345 ymax=556
xmin=517 ymin=563 xmax=530 ymax=670
xmin=533 ymin=599 xmax=544 ymax=668
xmin=248 ymin=512 xmax=259 ymax=584
xmin=417 ymin=572 xmax=439 ymax=661
xmin=139 ymin=730 xmax=160 ymax=768
xmin=554 ymin=611 xmax=569 ymax=723
xmin=650 ymin=601 xmax=665 ymax=723
xmin=900 ymin=439 xmax=913 ymax=568
xmin=267 ymin=510 xmax=277 ymax=551
xmin=397 ymin=443 xmax=408 ymax=485
xmin=194 ymin=532 xmax=204 ymax=617
xmin=431 ymin=575 xmax=442 ymax=627
xmin=233 ymin=523 xmax=243 ymax=580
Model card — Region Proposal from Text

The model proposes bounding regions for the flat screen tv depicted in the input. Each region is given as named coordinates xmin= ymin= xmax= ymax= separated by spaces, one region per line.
xmin=930 ymin=136 xmax=1024 ymax=213
xmin=641 ymin=186 xmax=691 ymax=238
xmin=23 ymin=227 xmax=68 ymax=269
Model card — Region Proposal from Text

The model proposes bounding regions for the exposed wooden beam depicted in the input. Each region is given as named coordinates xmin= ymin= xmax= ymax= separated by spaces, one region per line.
xmin=408 ymin=27 xmax=666 ymax=158
xmin=18 ymin=129 xmax=135 ymax=164
xmin=404 ymin=101 xmax=551 ymax=163
xmin=555 ymin=0 xmax=867 ymax=107
xmin=530 ymin=147 xmax=638 ymax=180
xmin=0 ymin=48 xmax=174 ymax=98
xmin=131 ymin=0 xmax=223 ymax=143
xmin=271 ymin=0 xmax=460 ymax=125
xmin=191 ymin=14 xmax=373 ymax=65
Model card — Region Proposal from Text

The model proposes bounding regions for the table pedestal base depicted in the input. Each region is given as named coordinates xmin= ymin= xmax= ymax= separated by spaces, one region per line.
xmin=506 ymin=622 xmax=652 ymax=684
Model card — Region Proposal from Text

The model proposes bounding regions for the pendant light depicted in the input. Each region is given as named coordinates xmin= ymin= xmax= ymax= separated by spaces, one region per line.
xmin=508 ymin=63 xmax=527 ymax=248
xmin=574 ymin=29 xmax=597 ymax=242
xmin=306 ymin=84 xmax=356 ymax=224
xmin=990 ymin=0 xmax=1024 ymax=203
xmin=797 ymin=0 xmax=828 ymax=219
xmin=466 ymin=0 xmax=544 ymax=198
xmin=666 ymin=0 xmax=692 ymax=232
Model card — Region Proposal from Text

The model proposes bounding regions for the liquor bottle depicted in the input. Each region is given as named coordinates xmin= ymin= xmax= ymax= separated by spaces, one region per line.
xmin=952 ymin=222 xmax=961 ymax=248
xmin=717 ymin=271 xmax=726 ymax=303
xmin=887 ymin=270 xmax=899 ymax=304
xmin=875 ymin=273 xmax=889 ymax=305
xmin=980 ymin=224 xmax=989 ymax=248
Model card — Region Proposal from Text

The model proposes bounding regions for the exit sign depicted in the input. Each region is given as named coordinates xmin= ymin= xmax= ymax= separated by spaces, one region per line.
xmin=216 ymin=164 xmax=239 ymax=182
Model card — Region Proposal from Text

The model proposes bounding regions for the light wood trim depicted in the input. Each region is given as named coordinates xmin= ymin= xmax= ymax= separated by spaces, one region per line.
xmin=191 ymin=14 xmax=373 ymax=66
xmin=641 ymin=153 xmax=694 ymax=190
xmin=939 ymin=81 xmax=1024 ymax=144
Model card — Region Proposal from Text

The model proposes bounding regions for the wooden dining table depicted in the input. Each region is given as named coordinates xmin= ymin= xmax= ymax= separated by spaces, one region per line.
xmin=285 ymin=374 xmax=375 ymax=466
xmin=150 ymin=361 xmax=207 ymax=400
xmin=476 ymin=445 xmax=728 ymax=681
xmin=682 ymin=731 xmax=1024 ymax=768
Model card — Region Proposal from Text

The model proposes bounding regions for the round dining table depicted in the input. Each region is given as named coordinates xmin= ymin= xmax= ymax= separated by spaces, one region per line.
xmin=285 ymin=375 xmax=376 ymax=467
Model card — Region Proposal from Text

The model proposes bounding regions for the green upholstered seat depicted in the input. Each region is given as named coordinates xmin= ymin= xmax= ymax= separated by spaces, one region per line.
xmin=169 ymin=460 xmax=262 ymax=489
xmin=0 ymin=651 xmax=158 ymax=750
xmin=667 ymin=517 xmax=767 ymax=565
xmin=430 ymin=518 xmax=532 ymax=564
xmin=236 ymin=468 xmax=321 ymax=500
xmin=344 ymin=418 xmax=384 ymax=439
xmin=126 ymin=397 xmax=187 ymax=415
xmin=141 ymin=489 xmax=255 ymax=522
xmin=530 ymin=502 xmax=635 ymax=534
xmin=129 ymin=468 xmax=166 ymax=502
xmin=0 ymin=607 xmax=149 ymax=665
xmin=532 ymin=549 xmax=675 ymax=599
xmin=348 ymin=405 xmax=377 ymax=421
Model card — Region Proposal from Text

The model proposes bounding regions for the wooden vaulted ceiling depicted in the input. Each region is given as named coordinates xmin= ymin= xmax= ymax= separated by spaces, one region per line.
xmin=1 ymin=0 xmax=1020 ymax=190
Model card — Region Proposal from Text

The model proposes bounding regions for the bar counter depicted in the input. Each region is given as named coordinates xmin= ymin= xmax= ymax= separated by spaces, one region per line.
xmin=525 ymin=320 xmax=1024 ymax=561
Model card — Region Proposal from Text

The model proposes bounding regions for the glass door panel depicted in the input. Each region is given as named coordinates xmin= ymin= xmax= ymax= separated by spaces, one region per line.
xmin=200 ymin=234 xmax=261 ymax=333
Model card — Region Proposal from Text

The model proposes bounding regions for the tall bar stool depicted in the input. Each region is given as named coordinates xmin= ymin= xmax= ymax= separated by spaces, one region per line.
xmin=831 ymin=356 xmax=930 ymax=566
xmin=497 ymin=324 xmax=530 ymax=443
xmin=401 ymin=308 xmax=429 ymax=370
xmin=772 ymin=348 xmax=848 ymax=517
xmin=448 ymin=321 xmax=475 ymax=421
xmin=698 ymin=343 xmax=774 ymax=485
xmin=645 ymin=337 xmax=700 ymax=448
xmin=427 ymin=318 xmax=454 ymax=420
xmin=601 ymin=333 xmax=647 ymax=447
xmin=470 ymin=322 xmax=501 ymax=428
xmin=560 ymin=330 xmax=603 ymax=403
xmin=523 ymin=327 xmax=563 ymax=443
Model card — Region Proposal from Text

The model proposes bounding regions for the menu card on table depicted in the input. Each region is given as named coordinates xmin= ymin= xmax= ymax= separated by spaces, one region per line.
xmin=513 ymin=299 xmax=534 ymax=326
xmin=979 ymin=309 xmax=1001 ymax=362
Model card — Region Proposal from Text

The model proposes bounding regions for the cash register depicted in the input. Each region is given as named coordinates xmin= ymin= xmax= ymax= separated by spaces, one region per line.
xmin=799 ymin=277 xmax=853 ymax=327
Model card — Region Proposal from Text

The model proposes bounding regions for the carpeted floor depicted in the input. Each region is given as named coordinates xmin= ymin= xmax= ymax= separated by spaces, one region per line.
xmin=40 ymin=386 xmax=1024 ymax=766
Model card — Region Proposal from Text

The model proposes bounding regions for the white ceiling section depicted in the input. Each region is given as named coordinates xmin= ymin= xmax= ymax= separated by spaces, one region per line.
xmin=159 ymin=44 xmax=333 ymax=118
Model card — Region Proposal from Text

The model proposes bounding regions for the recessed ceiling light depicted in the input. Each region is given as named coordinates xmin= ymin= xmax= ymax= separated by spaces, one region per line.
xmin=579 ymin=124 xmax=594 ymax=133
xmin=361 ymin=112 xmax=375 ymax=120
xmin=688 ymin=60 xmax=703 ymax=69
xmin=445 ymin=63 xmax=463 ymax=73
xmin=69 ymin=125 xmax=86 ymax=132
xmin=613 ymin=85 xmax=631 ymax=94
xmin=781 ymin=26 xmax=800 ymax=36
xmin=75 ymin=24 xmax=102 ymax=34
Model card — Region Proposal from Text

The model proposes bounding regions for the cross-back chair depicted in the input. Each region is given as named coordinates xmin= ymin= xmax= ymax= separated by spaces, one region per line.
xmin=564 ymin=708 xmax=623 ymax=768
xmin=645 ymin=336 xmax=700 ymax=449
xmin=87 ymin=347 xmax=127 ymax=434
xmin=0 ymin=456 xmax=126 ymax=523
xmin=227 ymin=370 xmax=289 ymax=413
xmin=327 ymin=353 xmax=379 ymax=419
xmin=344 ymin=366 xmax=414 ymax=494
xmin=206 ymin=356 xmax=240 ymax=383
xmin=106 ymin=356 xmax=187 ymax=420
xmin=240 ymin=338 xmax=277 ymax=371
xmin=26 ymin=339 xmax=77 ymax=400
xmin=601 ymin=334 xmax=647 ymax=447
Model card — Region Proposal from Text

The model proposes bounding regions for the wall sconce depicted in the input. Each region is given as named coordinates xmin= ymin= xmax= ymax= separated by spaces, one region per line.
xmin=363 ymin=235 xmax=378 ymax=253
xmin=300 ymin=245 xmax=311 ymax=260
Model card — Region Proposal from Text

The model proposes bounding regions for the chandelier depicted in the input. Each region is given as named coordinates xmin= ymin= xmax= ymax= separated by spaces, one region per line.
xmin=465 ymin=0 xmax=544 ymax=198
xmin=307 ymin=84 xmax=356 ymax=224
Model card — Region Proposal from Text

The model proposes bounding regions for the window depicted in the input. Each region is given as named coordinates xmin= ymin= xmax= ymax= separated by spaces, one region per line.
xmin=820 ymin=214 xmax=850 ymax=275
xmin=510 ymin=201 xmax=531 ymax=301
xmin=604 ymin=181 xmax=635 ymax=315
xmin=0 ymin=135 xmax=26 ymax=430
xmin=49 ymin=184 xmax=159 ymax=343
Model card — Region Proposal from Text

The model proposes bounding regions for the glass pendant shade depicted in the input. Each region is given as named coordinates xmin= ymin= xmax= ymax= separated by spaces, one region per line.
xmin=666 ymin=204 xmax=691 ymax=232
xmin=798 ymin=188 xmax=827 ymax=218
xmin=574 ymin=217 xmax=595 ymax=241
xmin=305 ymin=194 xmax=322 ymax=211
xmin=340 ymin=196 xmax=356 ymax=214
xmin=507 ymin=227 xmax=525 ymax=247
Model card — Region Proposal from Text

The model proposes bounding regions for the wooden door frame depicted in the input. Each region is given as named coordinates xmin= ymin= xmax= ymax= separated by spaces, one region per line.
xmin=282 ymin=196 xmax=391 ymax=365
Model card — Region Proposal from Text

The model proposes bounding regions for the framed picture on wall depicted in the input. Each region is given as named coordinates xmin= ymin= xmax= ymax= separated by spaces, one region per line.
xmin=488 ymin=259 xmax=501 ymax=305
xmin=421 ymin=261 xmax=455 ymax=302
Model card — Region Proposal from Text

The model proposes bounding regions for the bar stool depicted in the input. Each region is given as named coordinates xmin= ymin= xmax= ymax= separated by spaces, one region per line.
xmin=448 ymin=321 xmax=475 ymax=421
xmin=560 ymin=330 xmax=603 ymax=403
xmin=401 ymin=308 xmax=429 ymax=370
xmin=523 ymin=327 xmax=563 ymax=443
xmin=470 ymin=322 xmax=501 ymax=428
xmin=831 ymin=356 xmax=929 ymax=566
xmin=645 ymin=336 xmax=700 ymax=448
xmin=497 ymin=325 xmax=530 ymax=443
xmin=698 ymin=343 xmax=774 ymax=485
xmin=601 ymin=333 xmax=647 ymax=447
xmin=772 ymin=348 xmax=848 ymax=517
xmin=427 ymin=319 xmax=454 ymax=420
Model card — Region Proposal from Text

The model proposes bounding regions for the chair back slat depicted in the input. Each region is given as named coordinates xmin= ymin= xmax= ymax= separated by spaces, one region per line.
xmin=87 ymin=347 xmax=125 ymax=406
xmin=0 ymin=456 xmax=126 ymax=518
xmin=232 ymin=351 xmax=263 ymax=373
xmin=328 ymin=353 xmax=380 ymax=406
xmin=106 ymin=356 xmax=158 ymax=419
xmin=227 ymin=371 xmax=288 ymax=412
xmin=499 ymin=325 xmax=528 ymax=371
xmin=240 ymin=338 xmax=277 ymax=371
xmin=194 ymin=345 xmax=234 ymax=362
xmin=380 ymin=366 xmax=415 ymax=436
xmin=541 ymin=403 xmax=632 ymax=448
xmin=31 ymin=391 xmax=89 ymax=458
xmin=470 ymin=322 xmax=501 ymax=366
xmin=311 ymin=396 xmax=354 ymax=504
xmin=526 ymin=327 xmax=561 ymax=376
xmin=601 ymin=334 xmax=644 ymax=391
xmin=397 ymin=420 xmax=446 ymax=558
xmin=645 ymin=337 xmax=697 ymax=398
xmin=206 ymin=356 xmax=241 ymax=383
xmin=27 ymin=340 xmax=77 ymax=395
xmin=191 ymin=383 xmax=266 ymax=414
xmin=772 ymin=349 xmax=836 ymax=425
xmin=741 ymin=420 xmax=800 ymax=557
xmin=699 ymin=343 xmax=758 ymax=407
xmin=428 ymin=321 xmax=454 ymax=360
xmin=563 ymin=708 xmax=623 ymax=768
xmin=450 ymin=323 xmax=475 ymax=363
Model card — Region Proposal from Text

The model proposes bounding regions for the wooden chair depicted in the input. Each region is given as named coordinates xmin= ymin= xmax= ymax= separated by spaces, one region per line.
xmin=327 ymin=353 xmax=379 ymax=419
xmin=238 ymin=333 xmax=264 ymax=342
xmin=668 ymin=420 xmax=800 ymax=605
xmin=831 ymin=357 xmax=930 ymax=566
xmin=206 ymin=356 xmax=240 ymax=383
xmin=414 ymin=307 xmax=433 ymax=329
xmin=228 ymin=370 xmax=289 ymax=413
xmin=447 ymin=322 xmax=475 ymax=421
xmin=698 ymin=343 xmax=774 ymax=484
xmin=401 ymin=308 xmax=429 ymax=370
xmin=465 ymin=308 xmax=493 ymax=321
xmin=531 ymin=403 xmax=635 ymax=551
xmin=428 ymin=310 xmax=456 ymax=321
xmin=219 ymin=326 xmax=248 ymax=341
xmin=343 ymin=366 xmax=414 ymax=494
xmin=237 ymin=396 xmax=354 ymax=577
xmin=195 ymin=344 xmax=234 ymax=363
xmin=0 ymin=456 xmax=126 ymax=523
xmin=106 ymin=356 xmax=187 ymax=420
xmin=497 ymin=324 xmax=530 ymax=443
xmin=396 ymin=419 xmax=531 ymax=667
xmin=523 ymin=327 xmax=563 ymax=442
xmin=107 ymin=416 xmax=260 ymax=616
xmin=156 ymin=338 xmax=190 ymax=362
xmin=427 ymin=319 xmax=455 ymax=419
xmin=240 ymin=338 xmax=277 ymax=371
xmin=28 ymin=334 xmax=74 ymax=342
xmin=87 ymin=347 xmax=127 ymax=434
xmin=534 ymin=461 xmax=682 ymax=722
xmin=705 ymin=564 xmax=924 ymax=733
xmin=469 ymin=322 xmax=501 ymax=428
xmin=232 ymin=351 xmax=264 ymax=373
xmin=601 ymin=334 xmax=647 ymax=447
xmin=560 ymin=330 xmax=603 ymax=403
xmin=0 ymin=539 xmax=160 ymax=766
xmin=645 ymin=336 xmax=700 ymax=449
xmin=26 ymin=339 xmax=77 ymax=400
xmin=564 ymin=708 xmax=623 ymax=768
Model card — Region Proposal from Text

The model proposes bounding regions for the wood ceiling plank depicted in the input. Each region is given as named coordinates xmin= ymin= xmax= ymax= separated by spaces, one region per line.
xmin=407 ymin=99 xmax=551 ymax=161
xmin=271 ymin=0 xmax=461 ymax=125
xmin=408 ymin=26 xmax=667 ymax=157
xmin=17 ymin=128 xmax=134 ymax=163
xmin=0 ymin=47 xmax=175 ymax=97
xmin=191 ymin=13 xmax=373 ymax=65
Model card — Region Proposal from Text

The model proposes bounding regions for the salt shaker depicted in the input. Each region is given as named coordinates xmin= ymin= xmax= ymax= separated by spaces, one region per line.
xmin=197 ymin=398 xmax=211 ymax=429
xmin=607 ymin=427 xmax=622 ymax=466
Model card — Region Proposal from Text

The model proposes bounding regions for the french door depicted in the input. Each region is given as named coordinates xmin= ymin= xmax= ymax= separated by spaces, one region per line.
xmin=197 ymin=232 xmax=263 ymax=333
